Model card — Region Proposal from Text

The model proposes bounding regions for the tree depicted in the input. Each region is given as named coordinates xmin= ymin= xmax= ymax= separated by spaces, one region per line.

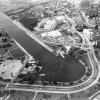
xmin=80 ymin=0 xmax=91 ymax=10
xmin=19 ymin=16 xmax=39 ymax=31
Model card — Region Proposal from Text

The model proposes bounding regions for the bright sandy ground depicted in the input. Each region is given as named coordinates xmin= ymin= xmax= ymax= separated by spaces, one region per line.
xmin=0 ymin=60 xmax=22 ymax=80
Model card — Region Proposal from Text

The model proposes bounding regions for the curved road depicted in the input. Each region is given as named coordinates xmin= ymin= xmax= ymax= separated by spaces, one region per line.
xmin=0 ymin=12 xmax=99 ymax=93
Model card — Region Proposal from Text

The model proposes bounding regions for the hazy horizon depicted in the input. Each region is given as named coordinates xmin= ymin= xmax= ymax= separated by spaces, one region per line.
xmin=0 ymin=0 xmax=100 ymax=4
xmin=0 ymin=0 xmax=100 ymax=12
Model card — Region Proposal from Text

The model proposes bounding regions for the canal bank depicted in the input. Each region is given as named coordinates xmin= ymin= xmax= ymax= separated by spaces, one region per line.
xmin=0 ymin=12 xmax=85 ymax=83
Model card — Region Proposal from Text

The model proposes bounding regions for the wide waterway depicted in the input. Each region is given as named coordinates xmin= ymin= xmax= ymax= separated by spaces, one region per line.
xmin=0 ymin=13 xmax=86 ymax=82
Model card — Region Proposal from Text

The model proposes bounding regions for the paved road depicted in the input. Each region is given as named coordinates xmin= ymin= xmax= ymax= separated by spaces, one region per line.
xmin=0 ymin=12 xmax=99 ymax=94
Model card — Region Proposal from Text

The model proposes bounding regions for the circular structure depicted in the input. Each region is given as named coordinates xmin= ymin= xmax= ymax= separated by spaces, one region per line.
xmin=34 ymin=15 xmax=76 ymax=46
xmin=35 ymin=15 xmax=71 ymax=32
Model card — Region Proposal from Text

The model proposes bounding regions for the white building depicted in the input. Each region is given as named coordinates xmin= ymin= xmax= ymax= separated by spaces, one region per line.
xmin=41 ymin=30 xmax=62 ymax=38
xmin=83 ymin=29 xmax=93 ymax=40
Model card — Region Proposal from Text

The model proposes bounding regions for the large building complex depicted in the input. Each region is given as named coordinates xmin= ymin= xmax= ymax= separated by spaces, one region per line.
xmin=0 ymin=0 xmax=100 ymax=100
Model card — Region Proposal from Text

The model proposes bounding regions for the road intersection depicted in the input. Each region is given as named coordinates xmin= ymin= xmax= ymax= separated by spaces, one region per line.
xmin=0 ymin=12 xmax=100 ymax=96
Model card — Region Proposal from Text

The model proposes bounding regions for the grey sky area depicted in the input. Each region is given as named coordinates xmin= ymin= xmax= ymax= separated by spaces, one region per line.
xmin=0 ymin=0 xmax=100 ymax=4
xmin=0 ymin=0 xmax=100 ymax=12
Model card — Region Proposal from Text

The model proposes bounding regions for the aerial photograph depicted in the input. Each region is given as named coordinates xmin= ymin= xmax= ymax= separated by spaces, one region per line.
xmin=0 ymin=0 xmax=100 ymax=100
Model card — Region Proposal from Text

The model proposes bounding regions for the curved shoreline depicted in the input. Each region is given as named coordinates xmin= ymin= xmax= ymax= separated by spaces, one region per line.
xmin=0 ymin=12 xmax=99 ymax=94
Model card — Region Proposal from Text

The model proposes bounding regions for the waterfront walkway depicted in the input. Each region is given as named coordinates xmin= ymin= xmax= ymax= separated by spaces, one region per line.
xmin=0 ymin=12 xmax=85 ymax=83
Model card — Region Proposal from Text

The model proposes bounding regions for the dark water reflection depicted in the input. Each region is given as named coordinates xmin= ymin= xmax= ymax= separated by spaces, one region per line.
xmin=0 ymin=13 xmax=85 ymax=82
